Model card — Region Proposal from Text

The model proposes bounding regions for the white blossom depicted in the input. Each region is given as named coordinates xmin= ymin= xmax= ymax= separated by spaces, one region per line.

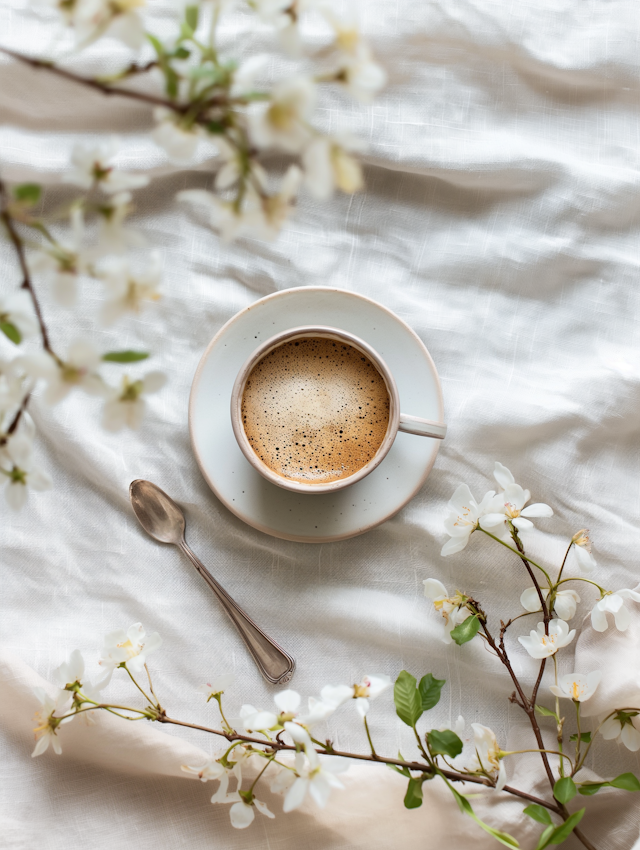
xmin=0 ymin=290 xmax=38 ymax=341
xmin=481 ymin=462 xmax=553 ymax=534
xmin=99 ymin=622 xmax=162 ymax=675
xmin=520 ymin=587 xmax=580 ymax=621
xmin=320 ymin=674 xmax=390 ymax=718
xmin=98 ymin=254 xmax=162 ymax=325
xmin=302 ymin=135 xmax=365 ymax=200
xmin=600 ymin=711 xmax=640 ymax=751
xmin=249 ymin=78 xmax=316 ymax=153
xmin=549 ymin=672 xmax=601 ymax=702
xmin=178 ymin=187 xmax=263 ymax=242
xmin=0 ymin=433 xmax=52 ymax=510
xmin=255 ymin=165 xmax=302 ymax=240
xmin=19 ymin=340 xmax=106 ymax=405
xmin=102 ymin=371 xmax=167 ymax=431
xmin=182 ymin=757 xmax=230 ymax=783
xmin=64 ymin=140 xmax=149 ymax=194
xmin=239 ymin=704 xmax=278 ymax=732
xmin=229 ymin=796 xmax=274 ymax=829
xmin=518 ymin=619 xmax=576 ymax=659
xmin=152 ymin=107 xmax=205 ymax=165
xmin=572 ymin=529 xmax=597 ymax=573
xmin=440 ymin=483 xmax=498 ymax=556
xmin=239 ymin=688 xmax=333 ymax=734
xmin=339 ymin=47 xmax=387 ymax=102
xmin=423 ymin=578 xmax=471 ymax=643
xmin=591 ymin=589 xmax=640 ymax=632
xmin=467 ymin=723 xmax=506 ymax=791
xmin=197 ymin=673 xmax=235 ymax=700
xmin=74 ymin=0 xmax=146 ymax=50
xmin=31 ymin=687 xmax=74 ymax=757
xmin=96 ymin=191 xmax=145 ymax=255
xmin=28 ymin=208 xmax=88 ymax=306
xmin=270 ymin=751 xmax=348 ymax=812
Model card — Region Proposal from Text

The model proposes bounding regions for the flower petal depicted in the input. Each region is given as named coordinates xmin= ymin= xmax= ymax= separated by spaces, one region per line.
xmin=229 ymin=801 xmax=255 ymax=829
xmin=621 ymin=723 xmax=640 ymax=752
xmin=283 ymin=777 xmax=308 ymax=812
xmin=520 ymin=587 xmax=545 ymax=613
xmin=440 ymin=536 xmax=469 ymax=556
xmin=520 ymin=503 xmax=554 ymax=518
xmin=493 ymin=462 xmax=515 ymax=490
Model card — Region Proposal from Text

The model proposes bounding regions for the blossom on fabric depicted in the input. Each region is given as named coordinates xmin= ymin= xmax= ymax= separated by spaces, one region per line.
xmin=520 ymin=587 xmax=580 ymax=621
xmin=28 ymin=208 xmax=88 ymax=306
xmin=102 ymin=371 xmax=167 ymax=431
xmin=320 ymin=674 xmax=390 ymax=718
xmin=197 ymin=674 xmax=235 ymax=701
xmin=239 ymin=688 xmax=333 ymax=734
xmin=239 ymin=704 xmax=278 ymax=732
xmin=591 ymin=589 xmax=640 ymax=632
xmin=322 ymin=7 xmax=386 ymax=102
xmin=75 ymin=0 xmax=146 ymax=49
xmin=178 ymin=187 xmax=262 ymax=242
xmin=64 ymin=140 xmax=149 ymax=194
xmin=182 ymin=757 xmax=237 ymax=784
xmin=96 ymin=191 xmax=145 ymax=254
xmin=53 ymin=649 xmax=86 ymax=690
xmin=518 ymin=619 xmax=576 ymax=659
xmin=480 ymin=462 xmax=553 ymax=534
xmin=0 ymin=290 xmax=38 ymax=341
xmin=256 ymin=165 xmax=302 ymax=240
xmin=31 ymin=687 xmax=74 ymax=757
xmin=19 ymin=340 xmax=105 ymax=405
xmin=467 ymin=723 xmax=506 ymax=791
xmin=600 ymin=711 xmax=640 ymax=752
xmin=249 ymin=78 xmax=315 ymax=153
xmin=302 ymin=136 xmax=365 ymax=200
xmin=99 ymin=622 xmax=162 ymax=675
xmin=98 ymin=254 xmax=162 ymax=325
xmin=572 ymin=529 xmax=597 ymax=573
xmin=0 ymin=433 xmax=52 ymax=510
xmin=270 ymin=751 xmax=348 ymax=812
xmin=423 ymin=579 xmax=471 ymax=643
xmin=549 ymin=671 xmax=601 ymax=702
xmin=228 ymin=796 xmax=274 ymax=829
xmin=440 ymin=483 xmax=498 ymax=556
xmin=152 ymin=107 xmax=204 ymax=165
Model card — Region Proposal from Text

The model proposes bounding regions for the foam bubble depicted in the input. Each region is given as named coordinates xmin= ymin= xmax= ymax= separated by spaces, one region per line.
xmin=241 ymin=337 xmax=390 ymax=484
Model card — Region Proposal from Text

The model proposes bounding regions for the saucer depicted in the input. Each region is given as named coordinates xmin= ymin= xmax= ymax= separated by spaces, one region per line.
xmin=189 ymin=288 xmax=444 ymax=543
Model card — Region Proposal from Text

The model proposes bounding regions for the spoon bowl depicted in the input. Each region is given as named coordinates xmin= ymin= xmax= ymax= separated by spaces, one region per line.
xmin=130 ymin=479 xmax=186 ymax=545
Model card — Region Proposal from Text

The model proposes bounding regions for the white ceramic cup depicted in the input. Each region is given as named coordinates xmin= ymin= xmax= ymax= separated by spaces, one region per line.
xmin=230 ymin=325 xmax=447 ymax=494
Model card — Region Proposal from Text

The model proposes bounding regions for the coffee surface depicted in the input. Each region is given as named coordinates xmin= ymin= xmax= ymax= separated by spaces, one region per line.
xmin=241 ymin=337 xmax=390 ymax=484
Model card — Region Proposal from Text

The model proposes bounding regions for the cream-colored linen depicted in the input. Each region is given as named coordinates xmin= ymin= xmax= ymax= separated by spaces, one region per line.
xmin=2 ymin=1 xmax=640 ymax=848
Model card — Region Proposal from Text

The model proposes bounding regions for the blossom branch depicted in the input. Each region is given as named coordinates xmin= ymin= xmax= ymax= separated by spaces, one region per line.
xmin=157 ymin=714 xmax=562 ymax=813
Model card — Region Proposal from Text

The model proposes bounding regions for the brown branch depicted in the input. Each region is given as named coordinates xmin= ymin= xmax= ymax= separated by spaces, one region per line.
xmin=158 ymin=715 xmax=562 ymax=813
xmin=0 ymin=179 xmax=56 ymax=359
xmin=511 ymin=526 xmax=550 ymax=631
xmin=0 ymin=393 xmax=29 ymax=445
xmin=0 ymin=46 xmax=223 ymax=116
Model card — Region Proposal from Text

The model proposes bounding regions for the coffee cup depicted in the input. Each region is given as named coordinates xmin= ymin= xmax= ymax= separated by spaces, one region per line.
xmin=230 ymin=326 xmax=446 ymax=494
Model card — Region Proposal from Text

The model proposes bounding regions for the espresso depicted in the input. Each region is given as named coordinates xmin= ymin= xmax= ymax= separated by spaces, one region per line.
xmin=241 ymin=337 xmax=390 ymax=484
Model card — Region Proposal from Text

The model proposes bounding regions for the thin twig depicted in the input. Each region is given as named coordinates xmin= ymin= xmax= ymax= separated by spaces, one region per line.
xmin=0 ymin=393 xmax=29 ymax=445
xmin=0 ymin=179 xmax=56 ymax=358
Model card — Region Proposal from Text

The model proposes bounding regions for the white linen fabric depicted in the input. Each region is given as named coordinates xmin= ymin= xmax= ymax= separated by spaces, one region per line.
xmin=2 ymin=2 xmax=640 ymax=849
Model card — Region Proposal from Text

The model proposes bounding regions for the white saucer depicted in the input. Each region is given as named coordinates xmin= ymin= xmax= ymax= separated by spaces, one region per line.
xmin=189 ymin=288 xmax=444 ymax=543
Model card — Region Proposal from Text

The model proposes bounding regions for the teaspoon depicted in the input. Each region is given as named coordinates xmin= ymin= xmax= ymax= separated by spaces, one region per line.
xmin=129 ymin=479 xmax=295 ymax=685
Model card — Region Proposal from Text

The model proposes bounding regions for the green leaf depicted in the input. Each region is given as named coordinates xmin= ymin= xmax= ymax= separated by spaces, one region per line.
xmin=0 ymin=321 xmax=21 ymax=345
xmin=180 ymin=21 xmax=194 ymax=39
xmin=569 ymin=732 xmax=591 ymax=743
xmin=164 ymin=66 xmax=179 ymax=99
xmin=450 ymin=615 xmax=480 ymax=646
xmin=553 ymin=777 xmax=577 ymax=804
xmin=535 ymin=704 xmax=559 ymax=720
xmin=611 ymin=772 xmax=640 ymax=791
xmin=578 ymin=772 xmax=640 ymax=796
xmin=393 ymin=671 xmax=423 ymax=727
xmin=102 ymin=350 xmax=150 ymax=363
xmin=185 ymin=5 xmax=199 ymax=31
xmin=427 ymin=729 xmax=463 ymax=759
xmin=577 ymin=782 xmax=604 ymax=796
xmin=547 ymin=809 xmax=585 ymax=846
xmin=206 ymin=120 xmax=226 ymax=134
xmin=146 ymin=33 xmax=164 ymax=57
xmin=524 ymin=804 xmax=553 ymax=825
xmin=403 ymin=777 xmax=424 ymax=809
xmin=535 ymin=825 xmax=556 ymax=850
xmin=173 ymin=46 xmax=190 ymax=59
xmin=448 ymin=782 xmax=519 ymax=847
xmin=13 ymin=183 xmax=41 ymax=204
xmin=389 ymin=763 xmax=411 ymax=779
xmin=418 ymin=673 xmax=446 ymax=711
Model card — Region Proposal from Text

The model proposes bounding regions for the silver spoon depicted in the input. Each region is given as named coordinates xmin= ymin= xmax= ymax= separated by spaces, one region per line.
xmin=129 ymin=479 xmax=295 ymax=685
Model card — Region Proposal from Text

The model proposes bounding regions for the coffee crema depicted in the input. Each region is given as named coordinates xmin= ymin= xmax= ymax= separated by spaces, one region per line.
xmin=241 ymin=337 xmax=391 ymax=484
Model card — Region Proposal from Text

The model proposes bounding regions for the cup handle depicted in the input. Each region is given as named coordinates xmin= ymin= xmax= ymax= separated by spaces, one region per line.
xmin=398 ymin=413 xmax=447 ymax=439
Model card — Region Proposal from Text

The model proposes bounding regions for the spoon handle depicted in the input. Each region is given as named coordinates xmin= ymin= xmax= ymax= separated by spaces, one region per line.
xmin=178 ymin=540 xmax=295 ymax=685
